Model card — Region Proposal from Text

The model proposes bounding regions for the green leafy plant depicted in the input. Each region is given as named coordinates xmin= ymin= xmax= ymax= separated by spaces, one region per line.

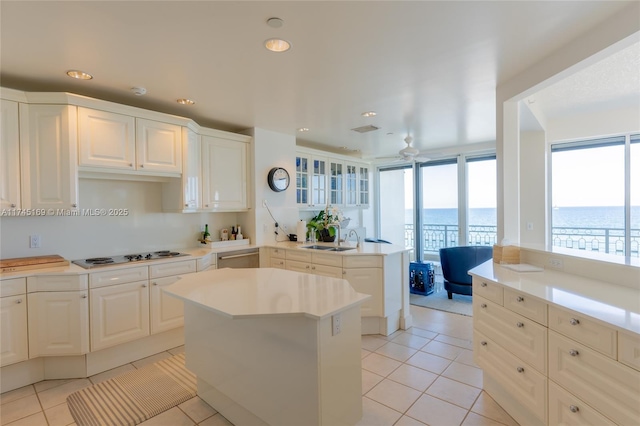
xmin=307 ymin=206 xmax=344 ymax=240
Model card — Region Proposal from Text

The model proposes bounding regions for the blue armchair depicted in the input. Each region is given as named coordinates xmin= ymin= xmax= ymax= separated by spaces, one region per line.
xmin=439 ymin=246 xmax=493 ymax=299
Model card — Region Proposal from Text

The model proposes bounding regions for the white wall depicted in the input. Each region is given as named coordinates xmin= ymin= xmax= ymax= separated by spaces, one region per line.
xmin=546 ymin=105 xmax=640 ymax=142
xmin=519 ymin=130 xmax=547 ymax=247
xmin=0 ymin=179 xmax=238 ymax=260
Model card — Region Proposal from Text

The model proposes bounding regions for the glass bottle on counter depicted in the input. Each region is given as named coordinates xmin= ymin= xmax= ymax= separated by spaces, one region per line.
xmin=231 ymin=226 xmax=236 ymax=240
xmin=203 ymin=224 xmax=212 ymax=242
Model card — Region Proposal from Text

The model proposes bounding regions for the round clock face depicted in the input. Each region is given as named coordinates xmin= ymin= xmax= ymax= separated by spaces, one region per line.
xmin=268 ymin=167 xmax=290 ymax=192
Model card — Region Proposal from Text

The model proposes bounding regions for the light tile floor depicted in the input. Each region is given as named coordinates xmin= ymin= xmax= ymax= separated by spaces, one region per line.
xmin=0 ymin=305 xmax=518 ymax=426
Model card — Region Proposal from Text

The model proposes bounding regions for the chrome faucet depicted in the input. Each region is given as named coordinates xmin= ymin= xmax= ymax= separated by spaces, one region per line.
xmin=346 ymin=229 xmax=360 ymax=248
xmin=329 ymin=223 xmax=341 ymax=246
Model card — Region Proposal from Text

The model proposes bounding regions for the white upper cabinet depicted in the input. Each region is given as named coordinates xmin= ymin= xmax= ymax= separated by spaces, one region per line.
xmin=296 ymin=151 xmax=328 ymax=209
xmin=202 ymin=135 xmax=248 ymax=211
xmin=20 ymin=104 xmax=78 ymax=210
xmin=136 ymin=118 xmax=182 ymax=174
xmin=162 ymin=127 xmax=200 ymax=212
xmin=296 ymin=153 xmax=310 ymax=207
xmin=0 ymin=100 xmax=21 ymax=209
xmin=329 ymin=160 xmax=344 ymax=206
xmin=358 ymin=164 xmax=370 ymax=207
xmin=78 ymin=107 xmax=136 ymax=170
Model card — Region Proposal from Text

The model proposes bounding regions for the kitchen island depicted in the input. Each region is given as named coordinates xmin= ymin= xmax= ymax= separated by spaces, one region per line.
xmin=164 ymin=267 xmax=370 ymax=426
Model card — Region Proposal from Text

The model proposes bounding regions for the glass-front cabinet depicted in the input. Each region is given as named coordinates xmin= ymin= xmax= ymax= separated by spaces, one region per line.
xmin=329 ymin=161 xmax=344 ymax=206
xmin=296 ymin=154 xmax=309 ymax=206
xmin=359 ymin=165 xmax=370 ymax=207
xmin=296 ymin=151 xmax=328 ymax=208
xmin=345 ymin=163 xmax=358 ymax=206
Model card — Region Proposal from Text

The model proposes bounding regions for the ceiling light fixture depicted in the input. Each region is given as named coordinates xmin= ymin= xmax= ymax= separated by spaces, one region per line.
xmin=177 ymin=98 xmax=195 ymax=105
xmin=131 ymin=87 xmax=147 ymax=96
xmin=297 ymin=127 xmax=309 ymax=132
xmin=265 ymin=38 xmax=291 ymax=53
xmin=362 ymin=111 xmax=376 ymax=117
xmin=266 ymin=17 xmax=284 ymax=28
xmin=66 ymin=70 xmax=93 ymax=80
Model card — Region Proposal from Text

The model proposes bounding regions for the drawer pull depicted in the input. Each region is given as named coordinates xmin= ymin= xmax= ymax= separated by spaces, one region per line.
xmin=516 ymin=296 xmax=524 ymax=302
xmin=516 ymin=322 xmax=524 ymax=328
xmin=569 ymin=405 xmax=579 ymax=413
xmin=311 ymin=266 xmax=316 ymax=270
xmin=142 ymin=284 xmax=147 ymax=288
xmin=481 ymin=282 xmax=487 ymax=287
xmin=81 ymin=294 xmax=87 ymax=299
xmin=480 ymin=303 xmax=487 ymax=308
xmin=569 ymin=349 xmax=579 ymax=357
xmin=516 ymin=366 xmax=524 ymax=373
xmin=480 ymin=341 xmax=487 ymax=346
xmin=569 ymin=318 xmax=580 ymax=326
xmin=16 ymin=299 xmax=22 ymax=304
xmin=153 ymin=282 xmax=158 ymax=286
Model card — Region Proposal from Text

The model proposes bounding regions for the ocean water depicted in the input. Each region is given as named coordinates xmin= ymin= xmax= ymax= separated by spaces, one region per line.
xmin=406 ymin=206 xmax=640 ymax=229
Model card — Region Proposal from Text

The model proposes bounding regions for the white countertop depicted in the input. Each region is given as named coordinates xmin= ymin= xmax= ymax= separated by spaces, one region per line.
xmin=267 ymin=241 xmax=409 ymax=256
xmin=164 ymin=267 xmax=370 ymax=320
xmin=469 ymin=260 xmax=640 ymax=335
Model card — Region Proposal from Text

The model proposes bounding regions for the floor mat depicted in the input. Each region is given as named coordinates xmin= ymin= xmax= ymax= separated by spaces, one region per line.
xmin=67 ymin=353 xmax=196 ymax=426
xmin=410 ymin=290 xmax=473 ymax=316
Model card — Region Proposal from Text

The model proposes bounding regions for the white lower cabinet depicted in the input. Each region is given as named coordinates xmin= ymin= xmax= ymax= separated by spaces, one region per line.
xmin=150 ymin=276 xmax=185 ymax=334
xmin=28 ymin=290 xmax=89 ymax=357
xmin=0 ymin=294 xmax=28 ymax=366
xmin=90 ymin=280 xmax=150 ymax=351
xmin=344 ymin=267 xmax=382 ymax=316
xmin=548 ymin=381 xmax=615 ymax=426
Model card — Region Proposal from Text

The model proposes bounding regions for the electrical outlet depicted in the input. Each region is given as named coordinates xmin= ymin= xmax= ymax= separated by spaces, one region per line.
xmin=548 ymin=257 xmax=564 ymax=270
xmin=29 ymin=235 xmax=41 ymax=248
xmin=332 ymin=313 xmax=342 ymax=336
xmin=526 ymin=222 xmax=534 ymax=231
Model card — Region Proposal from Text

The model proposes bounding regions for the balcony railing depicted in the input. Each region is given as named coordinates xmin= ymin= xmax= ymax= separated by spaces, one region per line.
xmin=404 ymin=224 xmax=640 ymax=257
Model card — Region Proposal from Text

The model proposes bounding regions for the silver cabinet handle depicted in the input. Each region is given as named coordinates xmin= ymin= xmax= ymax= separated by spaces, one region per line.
xmin=480 ymin=303 xmax=487 ymax=308
xmin=71 ymin=203 xmax=77 ymax=208
xmin=185 ymin=203 xmax=189 ymax=207
xmin=481 ymin=282 xmax=487 ymax=287
xmin=142 ymin=284 xmax=147 ymax=288
xmin=569 ymin=405 xmax=579 ymax=413
xmin=569 ymin=349 xmax=579 ymax=357
xmin=129 ymin=163 xmax=133 ymax=167
xmin=311 ymin=266 xmax=316 ymax=270
xmin=140 ymin=164 xmax=144 ymax=168
xmin=480 ymin=341 xmax=487 ymax=346
xmin=81 ymin=294 xmax=87 ymax=299
xmin=153 ymin=282 xmax=158 ymax=286
xmin=569 ymin=318 xmax=580 ymax=326
xmin=342 ymin=270 xmax=346 ymax=275
xmin=516 ymin=322 xmax=524 ymax=328
xmin=305 ymin=265 xmax=310 ymax=269
xmin=16 ymin=299 xmax=22 ymax=304
xmin=10 ymin=203 xmax=16 ymax=208
xmin=516 ymin=366 xmax=524 ymax=373
xmin=516 ymin=296 xmax=524 ymax=302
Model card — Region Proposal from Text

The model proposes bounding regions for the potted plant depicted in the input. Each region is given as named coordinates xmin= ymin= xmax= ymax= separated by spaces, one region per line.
xmin=307 ymin=206 xmax=346 ymax=242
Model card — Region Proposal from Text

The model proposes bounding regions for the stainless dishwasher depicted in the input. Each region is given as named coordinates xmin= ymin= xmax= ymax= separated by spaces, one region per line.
xmin=217 ymin=248 xmax=260 ymax=268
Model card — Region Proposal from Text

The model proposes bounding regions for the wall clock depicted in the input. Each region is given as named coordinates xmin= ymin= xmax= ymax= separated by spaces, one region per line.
xmin=267 ymin=167 xmax=290 ymax=192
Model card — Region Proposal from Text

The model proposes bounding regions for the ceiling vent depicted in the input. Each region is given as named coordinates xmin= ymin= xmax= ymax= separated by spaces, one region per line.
xmin=351 ymin=125 xmax=380 ymax=133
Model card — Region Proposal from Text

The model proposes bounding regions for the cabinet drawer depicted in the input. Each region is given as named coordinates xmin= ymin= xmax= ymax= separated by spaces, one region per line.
xmin=27 ymin=274 xmax=88 ymax=292
xmin=312 ymin=252 xmax=343 ymax=268
xmin=270 ymin=248 xmax=286 ymax=259
xmin=474 ymin=296 xmax=547 ymax=373
xmin=89 ymin=266 xmax=148 ymax=288
xmin=286 ymin=250 xmax=312 ymax=262
xmin=503 ymin=288 xmax=547 ymax=325
xmin=310 ymin=264 xmax=343 ymax=279
xmin=196 ymin=255 xmax=214 ymax=272
xmin=149 ymin=260 xmax=196 ymax=278
xmin=270 ymin=259 xmax=285 ymax=269
xmin=343 ymin=255 xmax=381 ymax=268
xmin=548 ymin=330 xmax=640 ymax=426
xmin=285 ymin=260 xmax=311 ymax=273
xmin=548 ymin=305 xmax=617 ymax=358
xmin=618 ymin=331 xmax=640 ymax=372
xmin=474 ymin=330 xmax=547 ymax=422
xmin=472 ymin=277 xmax=503 ymax=305
xmin=1 ymin=277 xmax=26 ymax=297
xmin=548 ymin=380 xmax=615 ymax=426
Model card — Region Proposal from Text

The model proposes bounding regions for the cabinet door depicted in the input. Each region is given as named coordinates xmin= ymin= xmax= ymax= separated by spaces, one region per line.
xmin=358 ymin=165 xmax=370 ymax=207
xmin=136 ymin=118 xmax=182 ymax=174
xmin=311 ymin=156 xmax=328 ymax=207
xmin=150 ymin=275 xmax=187 ymax=334
xmin=345 ymin=163 xmax=358 ymax=207
xmin=296 ymin=154 xmax=310 ymax=206
xmin=0 ymin=100 xmax=21 ymax=210
xmin=28 ymin=291 xmax=89 ymax=357
xmin=182 ymin=128 xmax=200 ymax=209
xmin=202 ymin=136 xmax=247 ymax=210
xmin=20 ymin=104 xmax=78 ymax=210
xmin=344 ymin=267 xmax=382 ymax=316
xmin=78 ymin=107 xmax=135 ymax=170
xmin=0 ymin=295 xmax=28 ymax=366
xmin=329 ymin=160 xmax=344 ymax=206
xmin=90 ymin=281 xmax=150 ymax=351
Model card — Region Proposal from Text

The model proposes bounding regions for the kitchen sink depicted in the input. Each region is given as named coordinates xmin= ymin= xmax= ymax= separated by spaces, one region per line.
xmin=301 ymin=245 xmax=334 ymax=250
xmin=328 ymin=247 xmax=356 ymax=251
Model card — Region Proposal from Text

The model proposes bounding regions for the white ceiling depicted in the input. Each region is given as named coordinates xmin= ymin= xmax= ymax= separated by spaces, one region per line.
xmin=1 ymin=1 xmax=636 ymax=159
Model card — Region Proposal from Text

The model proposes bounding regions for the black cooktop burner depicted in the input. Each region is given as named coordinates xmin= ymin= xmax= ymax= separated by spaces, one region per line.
xmin=85 ymin=257 xmax=115 ymax=265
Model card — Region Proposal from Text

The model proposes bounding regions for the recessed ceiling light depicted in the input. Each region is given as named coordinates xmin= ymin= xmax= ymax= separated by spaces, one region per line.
xmin=266 ymin=17 xmax=284 ymax=28
xmin=361 ymin=111 xmax=376 ymax=117
xmin=298 ymin=127 xmax=309 ymax=132
xmin=131 ymin=87 xmax=147 ymax=96
xmin=66 ymin=70 xmax=93 ymax=80
xmin=265 ymin=38 xmax=291 ymax=52
xmin=177 ymin=98 xmax=195 ymax=105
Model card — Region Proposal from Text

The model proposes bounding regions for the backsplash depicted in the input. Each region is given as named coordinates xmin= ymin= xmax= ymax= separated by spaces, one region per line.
xmin=0 ymin=179 xmax=240 ymax=260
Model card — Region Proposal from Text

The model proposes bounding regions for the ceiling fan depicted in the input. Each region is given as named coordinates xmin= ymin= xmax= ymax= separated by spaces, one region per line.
xmin=376 ymin=136 xmax=430 ymax=163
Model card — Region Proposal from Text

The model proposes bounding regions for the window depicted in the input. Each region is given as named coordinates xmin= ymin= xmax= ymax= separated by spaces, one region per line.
xmin=551 ymin=135 xmax=638 ymax=257
xmin=467 ymin=156 xmax=497 ymax=246
xmin=419 ymin=160 xmax=459 ymax=253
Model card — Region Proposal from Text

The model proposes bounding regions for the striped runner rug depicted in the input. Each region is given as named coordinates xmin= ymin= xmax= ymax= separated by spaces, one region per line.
xmin=67 ymin=353 xmax=197 ymax=426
